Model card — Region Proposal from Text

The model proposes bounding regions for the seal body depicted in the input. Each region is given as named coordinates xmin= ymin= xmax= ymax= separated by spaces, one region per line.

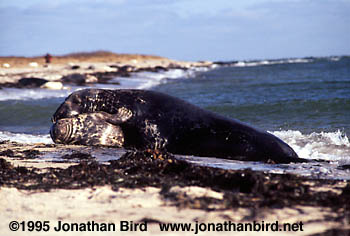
xmin=51 ymin=89 xmax=301 ymax=163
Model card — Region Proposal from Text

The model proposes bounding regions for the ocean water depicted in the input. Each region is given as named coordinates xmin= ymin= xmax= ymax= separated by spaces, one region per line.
xmin=0 ymin=56 xmax=349 ymax=179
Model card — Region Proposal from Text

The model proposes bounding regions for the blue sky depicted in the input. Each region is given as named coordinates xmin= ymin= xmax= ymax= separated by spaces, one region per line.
xmin=0 ymin=0 xmax=349 ymax=61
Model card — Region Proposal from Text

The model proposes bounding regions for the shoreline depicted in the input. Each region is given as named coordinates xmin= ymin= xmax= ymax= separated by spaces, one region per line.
xmin=0 ymin=141 xmax=350 ymax=235
xmin=0 ymin=51 xmax=213 ymax=87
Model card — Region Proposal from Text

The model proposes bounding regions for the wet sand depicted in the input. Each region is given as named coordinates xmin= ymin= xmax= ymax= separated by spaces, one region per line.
xmin=0 ymin=141 xmax=349 ymax=235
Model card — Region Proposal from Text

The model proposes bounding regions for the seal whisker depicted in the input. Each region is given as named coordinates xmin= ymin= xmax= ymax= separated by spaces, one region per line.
xmin=64 ymin=121 xmax=73 ymax=143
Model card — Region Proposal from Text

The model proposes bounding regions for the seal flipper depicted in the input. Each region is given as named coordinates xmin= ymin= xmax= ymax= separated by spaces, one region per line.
xmin=95 ymin=107 xmax=133 ymax=125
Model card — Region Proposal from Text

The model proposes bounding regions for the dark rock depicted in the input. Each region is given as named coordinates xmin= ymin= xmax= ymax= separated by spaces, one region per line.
xmin=18 ymin=78 xmax=48 ymax=88
xmin=61 ymin=73 xmax=87 ymax=85
xmin=340 ymin=184 xmax=350 ymax=196
xmin=22 ymin=150 xmax=40 ymax=159
xmin=338 ymin=164 xmax=350 ymax=170
xmin=168 ymin=63 xmax=188 ymax=70
xmin=154 ymin=66 xmax=168 ymax=71
xmin=71 ymin=65 xmax=80 ymax=70
xmin=0 ymin=149 xmax=15 ymax=157
xmin=0 ymin=158 xmax=13 ymax=169
xmin=213 ymin=61 xmax=239 ymax=66
xmin=92 ymin=71 xmax=125 ymax=83
xmin=119 ymin=65 xmax=135 ymax=73
xmin=135 ymin=66 xmax=168 ymax=73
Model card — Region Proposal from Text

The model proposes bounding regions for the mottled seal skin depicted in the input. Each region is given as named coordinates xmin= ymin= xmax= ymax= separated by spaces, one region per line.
xmin=51 ymin=89 xmax=302 ymax=163
xmin=50 ymin=112 xmax=124 ymax=147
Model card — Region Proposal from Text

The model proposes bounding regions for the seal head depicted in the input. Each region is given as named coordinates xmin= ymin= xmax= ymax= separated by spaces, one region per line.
xmin=50 ymin=112 xmax=124 ymax=147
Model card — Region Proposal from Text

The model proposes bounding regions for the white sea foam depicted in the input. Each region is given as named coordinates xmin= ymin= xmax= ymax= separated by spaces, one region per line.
xmin=0 ymin=68 xmax=206 ymax=101
xmin=232 ymin=58 xmax=314 ymax=67
xmin=0 ymin=88 xmax=71 ymax=101
xmin=271 ymin=130 xmax=350 ymax=163
xmin=0 ymin=131 xmax=52 ymax=144
xmin=110 ymin=68 xmax=203 ymax=90
xmin=330 ymin=56 xmax=340 ymax=61
xmin=229 ymin=56 xmax=345 ymax=68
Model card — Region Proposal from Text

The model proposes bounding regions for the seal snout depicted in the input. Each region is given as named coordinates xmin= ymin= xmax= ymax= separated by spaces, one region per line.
xmin=50 ymin=119 xmax=73 ymax=144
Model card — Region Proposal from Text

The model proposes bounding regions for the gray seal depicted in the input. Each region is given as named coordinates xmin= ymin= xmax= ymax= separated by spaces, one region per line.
xmin=51 ymin=89 xmax=303 ymax=163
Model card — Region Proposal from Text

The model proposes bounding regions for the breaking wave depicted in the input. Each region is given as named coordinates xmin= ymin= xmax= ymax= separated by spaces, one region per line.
xmin=0 ymin=131 xmax=52 ymax=144
xmin=0 ymin=67 xmax=209 ymax=101
xmin=271 ymin=130 xmax=350 ymax=163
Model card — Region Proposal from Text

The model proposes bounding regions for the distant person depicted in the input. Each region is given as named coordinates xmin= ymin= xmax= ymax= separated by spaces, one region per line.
xmin=45 ymin=53 xmax=52 ymax=63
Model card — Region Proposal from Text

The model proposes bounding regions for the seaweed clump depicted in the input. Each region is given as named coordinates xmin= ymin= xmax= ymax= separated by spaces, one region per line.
xmin=0 ymin=150 xmax=349 ymax=215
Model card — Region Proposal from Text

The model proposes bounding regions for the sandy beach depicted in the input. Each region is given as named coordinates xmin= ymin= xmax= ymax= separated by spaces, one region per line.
xmin=0 ymin=141 xmax=349 ymax=236
xmin=0 ymin=52 xmax=349 ymax=236
xmin=0 ymin=51 xmax=212 ymax=85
